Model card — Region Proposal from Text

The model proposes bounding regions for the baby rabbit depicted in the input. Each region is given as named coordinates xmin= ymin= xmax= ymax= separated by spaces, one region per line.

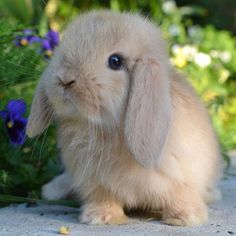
xmin=26 ymin=11 xmax=222 ymax=226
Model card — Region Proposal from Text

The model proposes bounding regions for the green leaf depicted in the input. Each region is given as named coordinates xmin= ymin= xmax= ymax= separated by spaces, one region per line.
xmin=0 ymin=194 xmax=80 ymax=208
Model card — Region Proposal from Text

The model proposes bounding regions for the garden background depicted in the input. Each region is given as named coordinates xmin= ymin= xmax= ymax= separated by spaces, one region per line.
xmin=0 ymin=0 xmax=236 ymax=203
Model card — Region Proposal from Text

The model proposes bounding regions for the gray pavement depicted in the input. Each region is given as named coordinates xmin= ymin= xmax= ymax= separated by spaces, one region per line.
xmin=0 ymin=171 xmax=235 ymax=236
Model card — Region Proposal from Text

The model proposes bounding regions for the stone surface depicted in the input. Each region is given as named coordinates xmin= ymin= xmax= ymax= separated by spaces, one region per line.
xmin=0 ymin=171 xmax=236 ymax=236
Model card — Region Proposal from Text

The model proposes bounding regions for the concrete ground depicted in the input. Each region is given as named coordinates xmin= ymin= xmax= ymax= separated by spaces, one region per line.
xmin=0 ymin=164 xmax=235 ymax=235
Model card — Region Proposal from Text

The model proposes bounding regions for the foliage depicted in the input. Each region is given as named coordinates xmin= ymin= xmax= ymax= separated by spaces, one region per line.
xmin=160 ymin=1 xmax=236 ymax=151
xmin=0 ymin=0 xmax=235 ymax=199
xmin=0 ymin=19 xmax=60 ymax=199
xmin=176 ymin=0 xmax=236 ymax=34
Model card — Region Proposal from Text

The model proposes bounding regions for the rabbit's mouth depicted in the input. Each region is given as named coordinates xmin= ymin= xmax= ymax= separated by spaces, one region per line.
xmin=55 ymin=85 xmax=104 ymax=124
xmin=62 ymin=92 xmax=118 ymax=127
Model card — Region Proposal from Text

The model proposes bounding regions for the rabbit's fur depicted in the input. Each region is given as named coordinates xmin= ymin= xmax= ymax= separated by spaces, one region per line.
xmin=27 ymin=11 xmax=222 ymax=226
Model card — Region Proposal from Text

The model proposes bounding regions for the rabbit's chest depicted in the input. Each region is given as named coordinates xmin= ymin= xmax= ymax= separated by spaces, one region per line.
xmin=99 ymin=151 xmax=165 ymax=209
xmin=60 ymin=132 xmax=164 ymax=208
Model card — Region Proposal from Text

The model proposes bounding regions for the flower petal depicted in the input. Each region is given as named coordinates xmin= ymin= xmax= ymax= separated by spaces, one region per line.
xmin=42 ymin=39 xmax=52 ymax=51
xmin=7 ymin=99 xmax=26 ymax=117
xmin=23 ymin=29 xmax=34 ymax=35
xmin=27 ymin=36 xmax=42 ymax=44
xmin=6 ymin=118 xmax=27 ymax=145
xmin=46 ymin=30 xmax=59 ymax=47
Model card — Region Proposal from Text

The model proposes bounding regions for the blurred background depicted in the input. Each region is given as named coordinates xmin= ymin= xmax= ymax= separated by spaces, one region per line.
xmin=0 ymin=0 xmax=235 ymax=202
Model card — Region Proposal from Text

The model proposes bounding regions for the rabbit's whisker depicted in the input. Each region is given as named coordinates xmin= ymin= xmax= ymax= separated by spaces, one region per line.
xmin=28 ymin=106 xmax=52 ymax=162
xmin=80 ymin=111 xmax=96 ymax=181
xmin=37 ymin=111 xmax=54 ymax=165
xmin=95 ymin=113 xmax=104 ymax=178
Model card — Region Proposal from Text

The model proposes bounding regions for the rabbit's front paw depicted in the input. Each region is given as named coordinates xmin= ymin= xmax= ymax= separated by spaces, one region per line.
xmin=42 ymin=173 xmax=72 ymax=200
xmin=80 ymin=202 xmax=128 ymax=225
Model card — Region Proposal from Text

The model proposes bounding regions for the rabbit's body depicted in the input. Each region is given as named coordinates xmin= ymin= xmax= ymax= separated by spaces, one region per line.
xmin=27 ymin=11 xmax=222 ymax=226
xmin=47 ymin=71 xmax=220 ymax=225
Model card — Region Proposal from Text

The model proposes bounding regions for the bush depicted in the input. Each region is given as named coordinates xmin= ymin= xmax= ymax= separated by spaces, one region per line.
xmin=0 ymin=20 xmax=60 ymax=199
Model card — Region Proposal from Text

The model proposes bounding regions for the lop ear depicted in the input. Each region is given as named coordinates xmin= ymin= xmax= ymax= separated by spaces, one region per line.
xmin=125 ymin=56 xmax=172 ymax=168
xmin=26 ymin=81 xmax=53 ymax=138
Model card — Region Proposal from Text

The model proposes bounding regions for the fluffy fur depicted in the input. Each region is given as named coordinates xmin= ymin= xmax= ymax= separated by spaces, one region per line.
xmin=26 ymin=11 xmax=222 ymax=226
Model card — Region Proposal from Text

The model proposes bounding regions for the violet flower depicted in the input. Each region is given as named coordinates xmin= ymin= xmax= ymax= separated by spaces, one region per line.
xmin=0 ymin=99 xmax=27 ymax=146
xmin=14 ymin=29 xmax=60 ymax=59
xmin=41 ymin=30 xmax=59 ymax=58
xmin=14 ymin=29 xmax=40 ymax=47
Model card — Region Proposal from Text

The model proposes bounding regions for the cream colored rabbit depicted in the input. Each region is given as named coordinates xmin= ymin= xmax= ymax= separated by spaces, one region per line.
xmin=26 ymin=11 xmax=222 ymax=226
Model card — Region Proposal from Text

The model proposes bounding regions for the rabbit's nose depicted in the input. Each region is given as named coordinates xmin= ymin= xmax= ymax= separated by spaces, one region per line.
xmin=58 ymin=79 xmax=75 ymax=88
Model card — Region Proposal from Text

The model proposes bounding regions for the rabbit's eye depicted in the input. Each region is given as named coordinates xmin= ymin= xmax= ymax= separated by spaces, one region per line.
xmin=108 ymin=54 xmax=123 ymax=70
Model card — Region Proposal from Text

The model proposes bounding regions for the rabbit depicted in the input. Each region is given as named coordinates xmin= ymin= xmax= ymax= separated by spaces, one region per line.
xmin=26 ymin=11 xmax=222 ymax=226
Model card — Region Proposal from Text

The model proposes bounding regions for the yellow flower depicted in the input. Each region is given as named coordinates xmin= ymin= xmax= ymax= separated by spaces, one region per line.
xmin=171 ymin=45 xmax=188 ymax=68
xmin=219 ymin=109 xmax=229 ymax=122
xmin=171 ymin=53 xmax=187 ymax=68
xmin=59 ymin=226 xmax=70 ymax=235
xmin=203 ymin=90 xmax=218 ymax=102
xmin=45 ymin=0 xmax=58 ymax=17
xmin=219 ymin=69 xmax=230 ymax=84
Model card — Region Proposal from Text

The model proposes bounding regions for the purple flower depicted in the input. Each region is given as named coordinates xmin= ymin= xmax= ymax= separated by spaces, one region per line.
xmin=14 ymin=29 xmax=41 ymax=47
xmin=46 ymin=30 xmax=59 ymax=47
xmin=0 ymin=99 xmax=27 ymax=146
xmin=14 ymin=28 xmax=60 ymax=59
xmin=41 ymin=30 xmax=59 ymax=58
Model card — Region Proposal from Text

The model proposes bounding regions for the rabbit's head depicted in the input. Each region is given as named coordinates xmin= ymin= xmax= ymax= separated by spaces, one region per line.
xmin=27 ymin=11 xmax=172 ymax=167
